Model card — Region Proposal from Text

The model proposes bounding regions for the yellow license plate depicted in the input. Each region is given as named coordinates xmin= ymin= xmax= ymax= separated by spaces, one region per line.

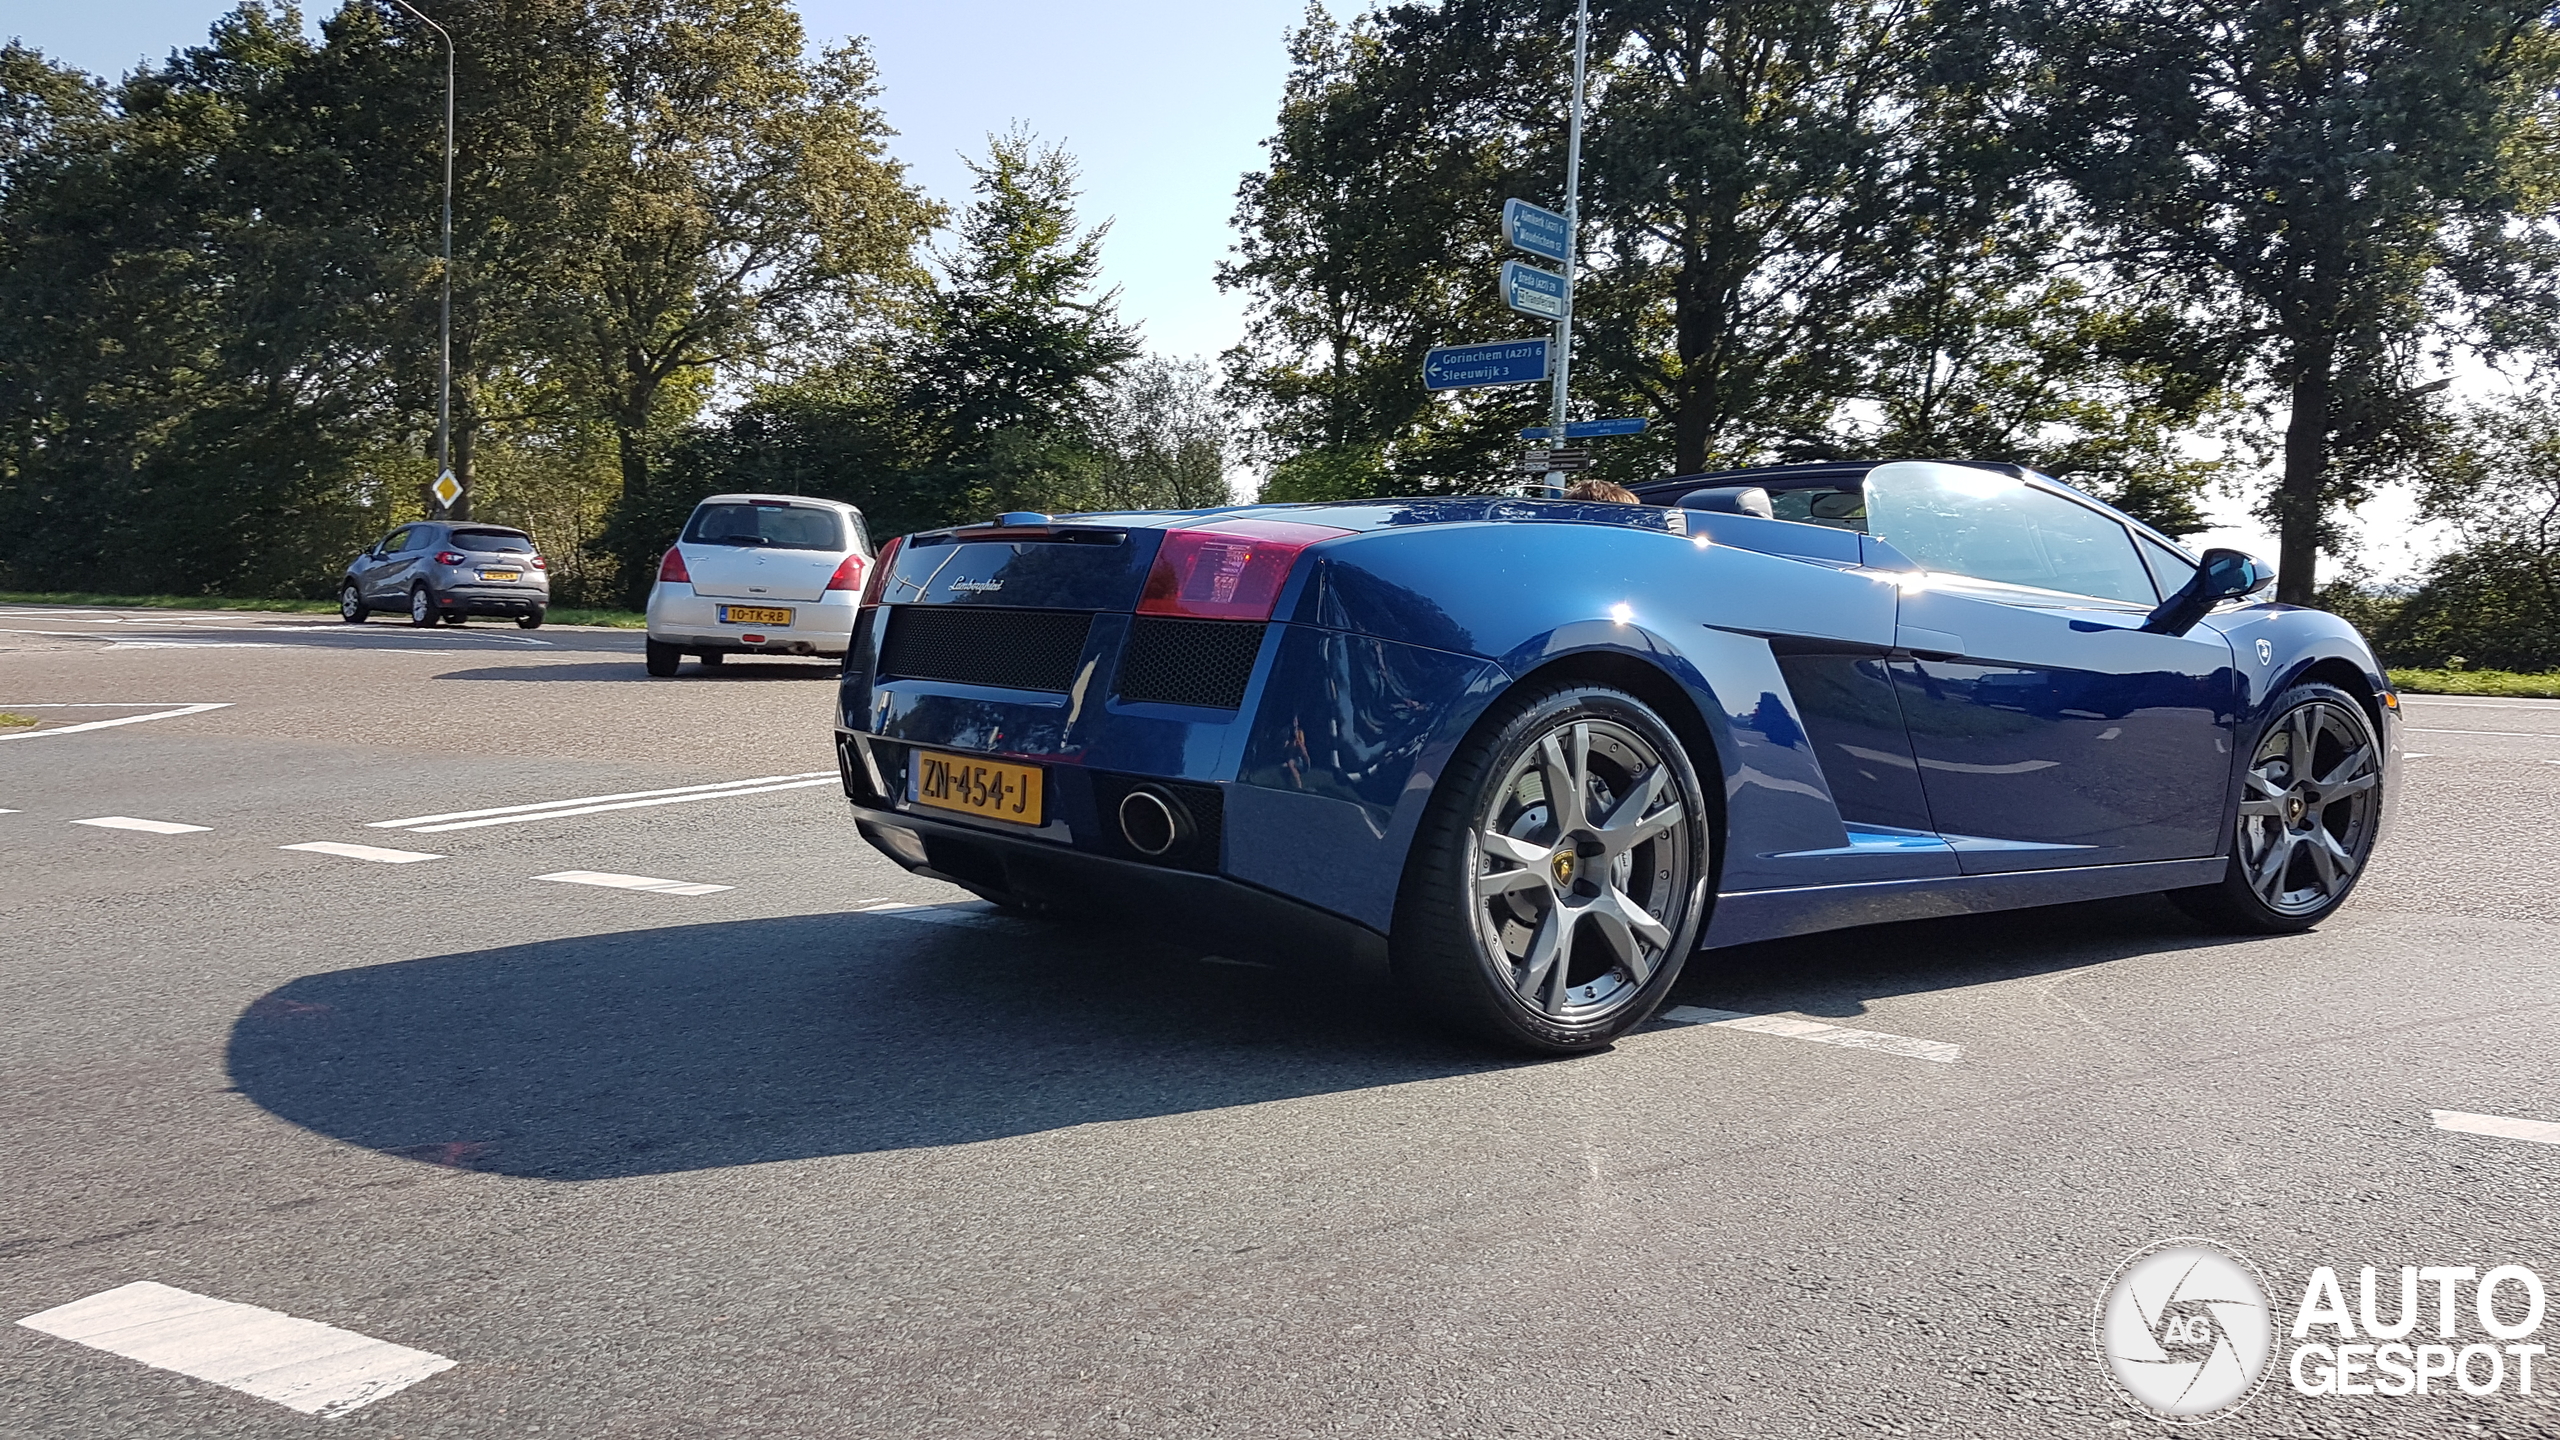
xmin=480 ymin=570 xmax=521 ymax=581
xmin=909 ymin=750 xmax=1044 ymax=826
xmin=718 ymin=605 xmax=793 ymax=626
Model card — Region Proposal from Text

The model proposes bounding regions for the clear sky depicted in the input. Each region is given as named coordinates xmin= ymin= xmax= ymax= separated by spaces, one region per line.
xmin=4 ymin=1 xmax=2458 ymax=577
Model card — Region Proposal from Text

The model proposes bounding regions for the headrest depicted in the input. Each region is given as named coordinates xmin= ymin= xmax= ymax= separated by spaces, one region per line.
xmin=1676 ymin=485 xmax=1774 ymax=519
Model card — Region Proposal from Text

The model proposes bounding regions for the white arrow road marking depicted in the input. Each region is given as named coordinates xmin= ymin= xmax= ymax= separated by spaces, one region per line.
xmin=537 ymin=870 xmax=732 ymax=896
xmin=2432 ymin=1109 xmax=2560 ymax=1146
xmin=72 ymin=816 xmax=211 ymax=835
xmin=0 ymin=702 xmax=230 ymax=740
xmin=281 ymin=841 xmax=444 ymax=864
xmin=1658 ymin=1005 xmax=1963 ymax=1064
xmin=371 ymin=771 xmax=836 ymax=833
xmin=17 ymin=1281 xmax=455 ymax=1418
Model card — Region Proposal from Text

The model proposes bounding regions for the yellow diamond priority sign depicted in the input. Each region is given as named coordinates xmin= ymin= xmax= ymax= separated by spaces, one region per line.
xmin=432 ymin=470 xmax=461 ymax=509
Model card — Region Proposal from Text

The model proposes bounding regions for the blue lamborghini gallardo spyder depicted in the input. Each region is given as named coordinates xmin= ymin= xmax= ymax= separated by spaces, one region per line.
xmin=833 ymin=459 xmax=2399 ymax=1053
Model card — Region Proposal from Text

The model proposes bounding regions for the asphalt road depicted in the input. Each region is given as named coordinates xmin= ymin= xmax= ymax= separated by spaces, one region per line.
xmin=5 ymin=600 xmax=2558 ymax=1439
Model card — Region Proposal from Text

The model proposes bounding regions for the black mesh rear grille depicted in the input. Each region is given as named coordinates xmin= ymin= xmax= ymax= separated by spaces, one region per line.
xmin=878 ymin=607 xmax=1092 ymax=693
xmin=1114 ymin=618 xmax=1265 ymax=709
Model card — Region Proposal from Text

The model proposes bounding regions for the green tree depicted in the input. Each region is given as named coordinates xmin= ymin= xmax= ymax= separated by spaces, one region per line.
xmin=902 ymin=127 xmax=1142 ymax=513
xmin=2030 ymin=0 xmax=2560 ymax=601
xmin=568 ymin=0 xmax=939 ymax=601
xmin=2374 ymin=393 xmax=2560 ymax=668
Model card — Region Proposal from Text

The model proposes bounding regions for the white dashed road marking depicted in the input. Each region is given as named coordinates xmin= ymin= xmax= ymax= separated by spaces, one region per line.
xmin=1659 ymin=1005 xmax=1964 ymax=1063
xmin=2406 ymin=727 xmax=2560 ymax=739
xmin=2432 ymin=1109 xmax=2560 ymax=1147
xmin=538 ymin=870 xmax=733 ymax=896
xmin=72 ymin=816 xmax=211 ymax=835
xmin=854 ymin=900 xmax=1035 ymax=932
xmin=371 ymin=771 xmax=836 ymax=833
xmin=280 ymin=841 xmax=445 ymax=864
xmin=0 ymin=702 xmax=231 ymax=741
xmin=16 ymin=1281 xmax=455 ymax=1418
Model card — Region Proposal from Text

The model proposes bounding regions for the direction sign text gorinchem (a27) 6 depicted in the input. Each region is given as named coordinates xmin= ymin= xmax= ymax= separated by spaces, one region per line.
xmin=1423 ymin=339 xmax=1551 ymax=392
xmin=1502 ymin=261 xmax=1566 ymax=321
xmin=1503 ymin=199 xmax=1569 ymax=263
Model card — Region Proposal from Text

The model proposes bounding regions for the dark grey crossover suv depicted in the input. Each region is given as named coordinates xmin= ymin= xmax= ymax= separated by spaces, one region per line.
xmin=339 ymin=522 xmax=551 ymax=628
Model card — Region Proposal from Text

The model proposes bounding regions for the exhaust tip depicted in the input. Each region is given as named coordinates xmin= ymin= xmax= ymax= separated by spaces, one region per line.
xmin=1117 ymin=788 xmax=1191 ymax=857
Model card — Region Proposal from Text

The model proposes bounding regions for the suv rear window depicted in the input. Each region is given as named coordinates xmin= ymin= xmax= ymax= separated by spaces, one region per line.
xmin=683 ymin=503 xmax=844 ymax=551
xmin=449 ymin=529 xmax=535 ymax=553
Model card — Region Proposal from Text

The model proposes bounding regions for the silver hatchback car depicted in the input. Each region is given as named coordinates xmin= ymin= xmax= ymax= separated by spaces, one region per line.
xmin=339 ymin=522 xmax=551 ymax=628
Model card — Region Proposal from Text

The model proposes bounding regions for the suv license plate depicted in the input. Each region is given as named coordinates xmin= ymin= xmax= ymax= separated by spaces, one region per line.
xmin=718 ymin=605 xmax=793 ymax=626
xmin=908 ymin=749 xmax=1044 ymax=827
xmin=479 ymin=569 xmax=521 ymax=581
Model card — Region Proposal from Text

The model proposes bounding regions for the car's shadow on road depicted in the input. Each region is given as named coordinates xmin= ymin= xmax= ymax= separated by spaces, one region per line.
xmin=432 ymin=661 xmax=840 ymax=682
xmin=227 ymin=896 xmax=2228 ymax=1182
xmin=1670 ymin=893 xmax=2234 ymax=1021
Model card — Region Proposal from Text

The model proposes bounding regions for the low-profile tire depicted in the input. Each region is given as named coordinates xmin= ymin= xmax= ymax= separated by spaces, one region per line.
xmin=644 ymin=638 xmax=682 ymax=677
xmin=697 ymin=649 xmax=724 ymax=668
xmin=2169 ymin=680 xmax=2382 ymax=934
xmin=338 ymin=582 xmax=368 ymax=623
xmin=516 ymin=607 xmax=545 ymax=630
xmin=1391 ymin=682 xmax=1712 ymax=1054
xmin=407 ymin=584 xmax=438 ymax=627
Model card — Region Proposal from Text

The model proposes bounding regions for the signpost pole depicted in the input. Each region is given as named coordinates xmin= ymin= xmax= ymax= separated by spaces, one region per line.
xmin=385 ymin=0 xmax=456 ymax=519
xmin=1542 ymin=0 xmax=1590 ymax=499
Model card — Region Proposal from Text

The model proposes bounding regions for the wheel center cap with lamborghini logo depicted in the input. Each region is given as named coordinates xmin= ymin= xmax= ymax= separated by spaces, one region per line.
xmin=1550 ymin=850 xmax=1577 ymax=888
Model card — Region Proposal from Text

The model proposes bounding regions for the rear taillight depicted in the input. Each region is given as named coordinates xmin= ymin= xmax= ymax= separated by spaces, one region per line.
xmin=530 ymin=554 xmax=547 ymax=570
xmin=434 ymin=550 xmax=467 ymax=565
xmin=857 ymin=537 xmax=902 ymax=608
xmin=826 ymin=553 xmax=866 ymax=592
xmin=1137 ymin=520 xmax=1349 ymax=621
xmin=658 ymin=547 xmax=690 ymax=584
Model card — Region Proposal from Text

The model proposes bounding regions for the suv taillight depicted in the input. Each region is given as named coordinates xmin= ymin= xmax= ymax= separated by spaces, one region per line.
xmin=856 ymin=536 xmax=902 ymax=608
xmin=1137 ymin=520 xmax=1349 ymax=621
xmin=530 ymin=554 xmax=547 ymax=570
xmin=825 ymin=553 xmax=865 ymax=592
xmin=658 ymin=547 xmax=690 ymax=584
xmin=434 ymin=550 xmax=467 ymax=565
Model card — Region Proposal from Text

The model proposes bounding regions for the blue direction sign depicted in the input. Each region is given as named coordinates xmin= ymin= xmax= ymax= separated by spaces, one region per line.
xmin=1520 ymin=417 xmax=1651 ymax=440
xmin=1501 ymin=260 xmax=1566 ymax=321
xmin=1423 ymin=338 xmax=1551 ymax=391
xmin=1504 ymin=198 xmax=1570 ymax=262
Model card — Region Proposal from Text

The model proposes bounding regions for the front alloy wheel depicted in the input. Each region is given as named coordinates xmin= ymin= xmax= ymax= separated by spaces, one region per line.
xmin=2172 ymin=681 xmax=2381 ymax=933
xmin=338 ymin=582 xmax=368 ymax=623
xmin=1394 ymin=684 xmax=1708 ymax=1052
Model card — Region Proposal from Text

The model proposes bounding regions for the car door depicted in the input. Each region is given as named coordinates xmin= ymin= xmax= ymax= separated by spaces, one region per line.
xmin=1863 ymin=462 xmax=2241 ymax=873
xmin=361 ymin=528 xmax=413 ymax=601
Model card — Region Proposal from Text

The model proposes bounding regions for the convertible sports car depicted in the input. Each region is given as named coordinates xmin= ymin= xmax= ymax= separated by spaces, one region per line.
xmin=832 ymin=459 xmax=2398 ymax=1052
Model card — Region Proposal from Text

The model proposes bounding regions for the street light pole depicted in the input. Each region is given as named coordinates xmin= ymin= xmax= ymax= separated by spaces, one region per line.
xmin=383 ymin=0 xmax=456 ymax=518
xmin=1541 ymin=0 xmax=1591 ymax=499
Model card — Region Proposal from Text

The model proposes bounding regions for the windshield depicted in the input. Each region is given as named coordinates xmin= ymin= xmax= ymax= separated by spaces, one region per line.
xmin=683 ymin=502 xmax=845 ymax=551
xmin=449 ymin=529 xmax=535 ymax=554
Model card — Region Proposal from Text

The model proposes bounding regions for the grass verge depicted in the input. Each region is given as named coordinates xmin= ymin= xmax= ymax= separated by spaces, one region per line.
xmin=0 ymin=712 xmax=39 ymax=729
xmin=2389 ymin=668 xmax=2560 ymax=700
xmin=0 ymin=590 xmax=645 ymax=629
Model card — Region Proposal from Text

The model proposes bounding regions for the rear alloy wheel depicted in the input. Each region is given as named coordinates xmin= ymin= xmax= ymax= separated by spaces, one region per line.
xmin=517 ymin=607 xmax=545 ymax=630
xmin=338 ymin=582 xmax=368 ymax=623
xmin=407 ymin=584 xmax=437 ymax=627
xmin=644 ymin=639 xmax=681 ymax=677
xmin=1393 ymin=684 xmax=1709 ymax=1053
xmin=2171 ymin=681 xmax=2382 ymax=934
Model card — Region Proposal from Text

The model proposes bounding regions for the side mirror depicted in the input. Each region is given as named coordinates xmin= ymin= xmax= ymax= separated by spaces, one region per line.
xmin=2141 ymin=548 xmax=2272 ymax=635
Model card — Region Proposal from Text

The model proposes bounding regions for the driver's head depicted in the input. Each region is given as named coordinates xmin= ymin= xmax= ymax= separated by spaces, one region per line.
xmin=1564 ymin=479 xmax=1641 ymax=504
